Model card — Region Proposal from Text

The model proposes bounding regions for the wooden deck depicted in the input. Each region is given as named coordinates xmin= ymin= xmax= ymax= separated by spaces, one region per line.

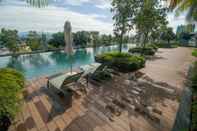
xmin=8 ymin=47 xmax=195 ymax=131
xmin=8 ymin=73 xmax=179 ymax=131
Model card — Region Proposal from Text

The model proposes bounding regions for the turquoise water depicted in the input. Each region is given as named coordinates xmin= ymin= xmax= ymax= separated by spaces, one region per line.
xmin=0 ymin=44 xmax=135 ymax=79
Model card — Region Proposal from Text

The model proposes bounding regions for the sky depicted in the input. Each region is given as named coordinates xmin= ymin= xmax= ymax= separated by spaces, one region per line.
xmin=0 ymin=0 xmax=188 ymax=34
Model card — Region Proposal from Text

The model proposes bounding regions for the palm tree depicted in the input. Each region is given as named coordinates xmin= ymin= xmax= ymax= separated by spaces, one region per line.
xmin=26 ymin=0 xmax=48 ymax=7
xmin=169 ymin=0 xmax=197 ymax=21
xmin=0 ymin=0 xmax=48 ymax=7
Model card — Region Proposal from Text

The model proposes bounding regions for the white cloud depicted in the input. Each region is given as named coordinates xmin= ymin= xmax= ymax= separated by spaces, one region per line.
xmin=0 ymin=0 xmax=113 ymax=34
xmin=64 ymin=0 xmax=90 ymax=6
xmin=94 ymin=0 xmax=112 ymax=9
xmin=167 ymin=12 xmax=187 ymax=32
xmin=63 ymin=0 xmax=112 ymax=9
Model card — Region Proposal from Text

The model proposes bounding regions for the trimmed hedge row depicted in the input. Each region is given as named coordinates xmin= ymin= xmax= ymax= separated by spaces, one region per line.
xmin=147 ymin=44 xmax=159 ymax=51
xmin=95 ymin=52 xmax=145 ymax=73
xmin=191 ymin=61 xmax=197 ymax=131
xmin=129 ymin=47 xmax=156 ymax=56
xmin=0 ymin=68 xmax=25 ymax=131
xmin=156 ymin=43 xmax=178 ymax=48
xmin=192 ymin=49 xmax=197 ymax=57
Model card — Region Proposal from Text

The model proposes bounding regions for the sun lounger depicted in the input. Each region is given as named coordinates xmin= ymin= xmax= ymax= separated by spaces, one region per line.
xmin=47 ymin=71 xmax=84 ymax=96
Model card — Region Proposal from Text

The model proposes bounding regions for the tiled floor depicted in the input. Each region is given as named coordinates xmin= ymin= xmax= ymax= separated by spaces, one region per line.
xmin=8 ymin=47 xmax=195 ymax=131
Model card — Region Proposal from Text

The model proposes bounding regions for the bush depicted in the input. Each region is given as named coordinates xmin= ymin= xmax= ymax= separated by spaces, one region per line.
xmin=0 ymin=68 xmax=25 ymax=130
xmin=192 ymin=101 xmax=197 ymax=130
xmin=92 ymin=70 xmax=112 ymax=82
xmin=191 ymin=62 xmax=197 ymax=92
xmin=128 ymin=47 xmax=156 ymax=56
xmin=147 ymin=44 xmax=158 ymax=51
xmin=192 ymin=49 xmax=197 ymax=57
xmin=95 ymin=52 xmax=145 ymax=73
xmin=191 ymin=62 xmax=197 ymax=130
xmin=156 ymin=43 xmax=178 ymax=48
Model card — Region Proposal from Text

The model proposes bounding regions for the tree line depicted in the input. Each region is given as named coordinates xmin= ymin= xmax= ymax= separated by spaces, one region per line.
xmin=0 ymin=29 xmax=130 ymax=54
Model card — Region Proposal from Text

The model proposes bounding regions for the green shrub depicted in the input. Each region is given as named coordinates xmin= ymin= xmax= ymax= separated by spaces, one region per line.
xmin=191 ymin=62 xmax=197 ymax=92
xmin=156 ymin=43 xmax=178 ymax=48
xmin=0 ymin=68 xmax=25 ymax=130
xmin=128 ymin=47 xmax=156 ymax=56
xmin=191 ymin=62 xmax=197 ymax=130
xmin=192 ymin=49 xmax=197 ymax=57
xmin=95 ymin=52 xmax=145 ymax=73
xmin=192 ymin=100 xmax=197 ymax=130
xmin=147 ymin=44 xmax=158 ymax=51
xmin=92 ymin=70 xmax=112 ymax=82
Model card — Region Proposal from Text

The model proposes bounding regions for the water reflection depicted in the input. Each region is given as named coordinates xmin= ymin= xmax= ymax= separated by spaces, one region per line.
xmin=50 ymin=51 xmax=67 ymax=65
xmin=73 ymin=49 xmax=92 ymax=64
xmin=50 ymin=49 xmax=93 ymax=67
xmin=7 ymin=56 xmax=25 ymax=73
xmin=28 ymin=54 xmax=50 ymax=68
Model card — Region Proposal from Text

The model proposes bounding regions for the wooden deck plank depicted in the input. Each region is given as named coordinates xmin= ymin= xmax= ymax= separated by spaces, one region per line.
xmin=55 ymin=118 xmax=67 ymax=131
xmin=46 ymin=121 xmax=59 ymax=131
xmin=27 ymin=101 xmax=46 ymax=129
xmin=34 ymin=100 xmax=50 ymax=124
xmin=89 ymin=105 xmax=126 ymax=131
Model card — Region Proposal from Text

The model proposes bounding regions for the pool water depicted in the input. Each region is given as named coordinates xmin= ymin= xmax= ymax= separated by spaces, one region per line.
xmin=0 ymin=44 xmax=135 ymax=79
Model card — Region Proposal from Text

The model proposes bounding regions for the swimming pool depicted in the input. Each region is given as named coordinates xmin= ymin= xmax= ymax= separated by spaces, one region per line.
xmin=0 ymin=44 xmax=135 ymax=79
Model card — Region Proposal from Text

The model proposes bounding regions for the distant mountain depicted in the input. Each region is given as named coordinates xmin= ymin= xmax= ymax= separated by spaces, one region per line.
xmin=18 ymin=32 xmax=28 ymax=38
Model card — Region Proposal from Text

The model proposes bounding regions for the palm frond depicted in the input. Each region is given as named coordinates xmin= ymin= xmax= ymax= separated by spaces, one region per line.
xmin=169 ymin=0 xmax=183 ymax=9
xmin=26 ymin=0 xmax=48 ymax=7
xmin=171 ymin=0 xmax=197 ymax=21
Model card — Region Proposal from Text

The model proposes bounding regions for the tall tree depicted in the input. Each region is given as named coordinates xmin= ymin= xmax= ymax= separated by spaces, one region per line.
xmin=111 ymin=0 xmax=137 ymax=52
xmin=90 ymin=31 xmax=100 ymax=47
xmin=26 ymin=31 xmax=42 ymax=51
xmin=48 ymin=32 xmax=64 ymax=48
xmin=161 ymin=27 xmax=176 ymax=44
xmin=134 ymin=0 xmax=167 ymax=48
xmin=0 ymin=28 xmax=20 ymax=53
xmin=73 ymin=31 xmax=90 ymax=48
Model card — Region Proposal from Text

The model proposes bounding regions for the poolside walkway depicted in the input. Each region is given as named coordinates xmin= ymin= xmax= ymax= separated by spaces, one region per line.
xmin=8 ymin=47 xmax=195 ymax=131
xmin=142 ymin=47 xmax=195 ymax=89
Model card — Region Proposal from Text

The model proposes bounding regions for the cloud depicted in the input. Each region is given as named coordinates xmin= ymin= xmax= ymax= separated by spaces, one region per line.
xmin=62 ymin=0 xmax=112 ymax=10
xmin=64 ymin=0 xmax=90 ymax=6
xmin=0 ymin=0 xmax=113 ymax=34
xmin=167 ymin=12 xmax=187 ymax=32
xmin=0 ymin=0 xmax=190 ymax=35
xmin=93 ymin=0 xmax=112 ymax=9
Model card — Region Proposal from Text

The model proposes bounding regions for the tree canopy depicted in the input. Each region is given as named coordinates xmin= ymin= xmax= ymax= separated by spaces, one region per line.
xmin=0 ymin=28 xmax=20 ymax=53
xmin=161 ymin=27 xmax=176 ymax=44
xmin=26 ymin=31 xmax=42 ymax=51
xmin=169 ymin=0 xmax=197 ymax=21
xmin=111 ymin=0 xmax=137 ymax=52
xmin=73 ymin=31 xmax=91 ymax=48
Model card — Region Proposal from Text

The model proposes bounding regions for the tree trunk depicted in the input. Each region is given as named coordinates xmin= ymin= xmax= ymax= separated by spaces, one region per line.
xmin=119 ymin=32 xmax=123 ymax=53
xmin=142 ymin=32 xmax=148 ymax=49
xmin=141 ymin=32 xmax=148 ymax=56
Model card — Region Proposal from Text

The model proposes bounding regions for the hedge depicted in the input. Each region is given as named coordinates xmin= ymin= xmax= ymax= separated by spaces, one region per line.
xmin=147 ymin=44 xmax=159 ymax=51
xmin=192 ymin=49 xmax=197 ymax=57
xmin=156 ymin=43 xmax=178 ymax=48
xmin=191 ymin=62 xmax=197 ymax=130
xmin=95 ymin=52 xmax=145 ymax=73
xmin=128 ymin=47 xmax=156 ymax=56
xmin=0 ymin=68 xmax=25 ymax=131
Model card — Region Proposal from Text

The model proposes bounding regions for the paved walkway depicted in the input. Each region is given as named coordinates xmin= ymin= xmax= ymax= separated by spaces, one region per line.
xmin=8 ymin=47 xmax=195 ymax=131
xmin=142 ymin=47 xmax=195 ymax=89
